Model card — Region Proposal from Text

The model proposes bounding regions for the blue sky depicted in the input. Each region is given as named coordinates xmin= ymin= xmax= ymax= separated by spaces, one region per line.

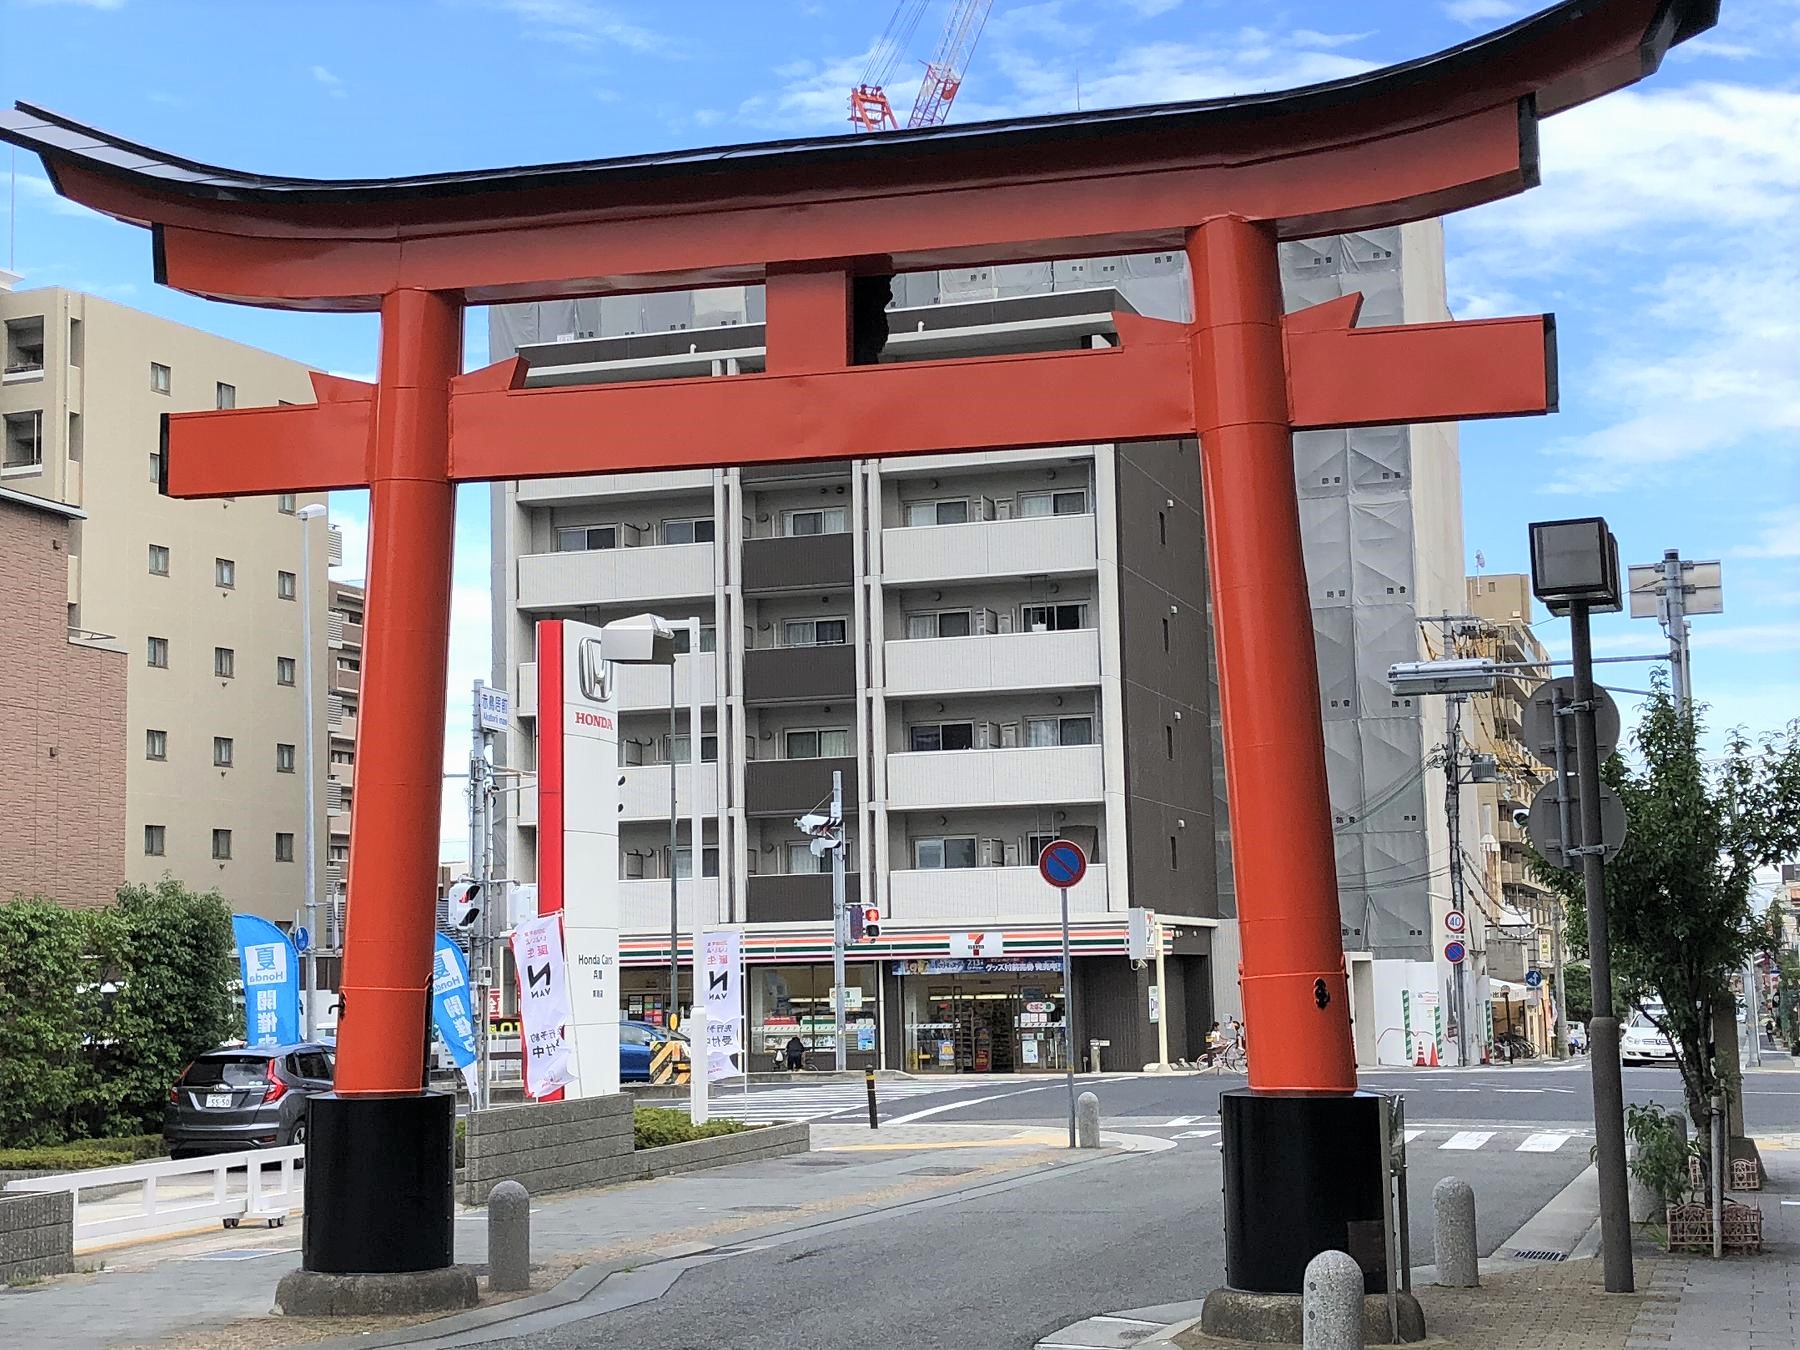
xmin=4 ymin=0 xmax=1796 ymax=863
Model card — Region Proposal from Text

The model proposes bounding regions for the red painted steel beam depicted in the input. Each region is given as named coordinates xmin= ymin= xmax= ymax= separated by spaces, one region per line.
xmin=165 ymin=373 xmax=373 ymax=499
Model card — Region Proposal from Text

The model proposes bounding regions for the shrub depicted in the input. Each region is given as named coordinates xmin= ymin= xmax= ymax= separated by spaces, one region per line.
xmin=633 ymin=1106 xmax=750 ymax=1149
xmin=0 ymin=1134 xmax=167 ymax=1171
xmin=0 ymin=898 xmax=90 ymax=1147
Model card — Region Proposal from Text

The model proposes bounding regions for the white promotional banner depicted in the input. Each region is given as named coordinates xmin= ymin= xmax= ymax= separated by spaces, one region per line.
xmin=701 ymin=929 xmax=744 ymax=1083
xmin=563 ymin=924 xmax=622 ymax=1098
xmin=510 ymin=914 xmax=576 ymax=1098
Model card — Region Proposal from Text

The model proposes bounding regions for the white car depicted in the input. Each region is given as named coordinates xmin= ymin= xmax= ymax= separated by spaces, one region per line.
xmin=1621 ymin=1011 xmax=1677 ymax=1065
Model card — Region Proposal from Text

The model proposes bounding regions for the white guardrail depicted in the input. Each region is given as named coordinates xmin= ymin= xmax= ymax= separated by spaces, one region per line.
xmin=4 ymin=1146 xmax=304 ymax=1250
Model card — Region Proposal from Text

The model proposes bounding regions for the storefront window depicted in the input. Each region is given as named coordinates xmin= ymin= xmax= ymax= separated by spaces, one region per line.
xmin=897 ymin=958 xmax=1069 ymax=1073
xmin=750 ymin=963 xmax=879 ymax=1064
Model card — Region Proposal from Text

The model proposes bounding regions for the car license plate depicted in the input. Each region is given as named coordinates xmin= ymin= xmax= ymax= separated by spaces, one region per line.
xmin=205 ymin=1093 xmax=232 ymax=1108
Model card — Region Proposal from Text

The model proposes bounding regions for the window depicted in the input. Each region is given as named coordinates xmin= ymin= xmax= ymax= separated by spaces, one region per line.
xmin=336 ymin=655 xmax=360 ymax=672
xmin=673 ymin=846 xmax=721 ymax=879
xmin=556 ymin=524 xmax=618 ymax=552
xmin=149 ymin=451 xmax=162 ymax=483
xmin=148 ymin=544 xmax=170 ymax=576
xmin=276 ymin=656 xmax=296 ymax=686
xmin=150 ymin=362 xmax=171 ymax=394
xmin=213 ymin=736 xmax=234 ymax=768
xmin=275 ymin=832 xmax=295 ymax=863
xmin=215 ymin=558 xmax=236 ymax=589
xmin=669 ymin=625 xmax=717 ymax=654
xmin=1170 ymin=835 xmax=1179 ymax=870
xmin=277 ymin=493 xmax=297 ymax=514
xmin=1018 ymin=488 xmax=1088 ymax=517
xmin=669 ymin=733 xmax=719 ymax=764
xmin=1021 ymin=602 xmax=1088 ymax=632
xmin=1166 ymin=724 xmax=1174 ymax=759
xmin=785 ymin=728 xmax=850 ymax=760
xmin=214 ymin=647 xmax=235 ymax=678
xmin=1025 ymin=715 xmax=1093 ymax=747
xmin=781 ymin=617 xmax=846 ymax=647
xmin=904 ymin=498 xmax=969 ymax=527
xmin=211 ymin=829 xmax=233 ymax=861
xmin=785 ymin=841 xmax=830 ymax=875
xmin=1027 ymin=834 xmax=1059 ymax=865
xmin=147 ymin=636 xmax=169 ymax=668
xmin=783 ymin=507 xmax=847 ymax=537
xmin=276 ymin=743 xmax=296 ymax=773
xmin=661 ymin=517 xmax=715 ymax=545
xmin=146 ymin=729 xmax=167 ymax=761
xmin=144 ymin=825 xmax=166 ymax=857
xmin=1158 ymin=511 xmax=1167 ymax=546
xmin=909 ymin=722 xmax=975 ymax=752
xmin=905 ymin=610 xmax=972 ymax=640
xmin=215 ymin=381 xmax=236 ymax=410
xmin=913 ymin=836 xmax=978 ymax=869
xmin=2 ymin=411 xmax=43 ymax=471
xmin=1162 ymin=616 xmax=1170 ymax=652
xmin=277 ymin=570 xmax=297 ymax=600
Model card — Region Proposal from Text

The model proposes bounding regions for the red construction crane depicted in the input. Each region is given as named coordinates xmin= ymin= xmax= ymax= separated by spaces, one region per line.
xmin=850 ymin=0 xmax=993 ymax=133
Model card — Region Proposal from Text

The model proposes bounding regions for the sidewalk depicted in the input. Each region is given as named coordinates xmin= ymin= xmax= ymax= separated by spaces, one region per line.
xmin=0 ymin=1122 xmax=1125 ymax=1350
xmin=1046 ymin=1137 xmax=1800 ymax=1349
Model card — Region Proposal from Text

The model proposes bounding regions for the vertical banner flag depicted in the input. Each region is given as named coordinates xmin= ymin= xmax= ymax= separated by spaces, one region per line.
xmin=510 ymin=913 xmax=575 ymax=1098
xmin=232 ymin=914 xmax=302 ymax=1047
xmin=562 ymin=924 xmax=622 ymax=1098
xmin=431 ymin=932 xmax=480 ymax=1092
xmin=701 ymin=929 xmax=744 ymax=1083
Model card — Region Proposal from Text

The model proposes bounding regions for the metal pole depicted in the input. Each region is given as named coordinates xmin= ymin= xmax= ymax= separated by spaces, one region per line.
xmin=832 ymin=770 xmax=847 ymax=1073
xmin=1744 ymin=954 xmax=1762 ymax=1070
xmin=668 ymin=663 xmax=680 ymax=1032
xmin=1710 ymin=1090 xmax=1725 ymax=1259
xmin=1060 ymin=884 xmax=1076 ymax=1148
xmin=1571 ymin=600 xmax=1634 ymax=1293
xmin=1446 ymin=695 xmax=1470 ymax=1065
xmin=1662 ymin=549 xmax=1691 ymax=714
xmin=1153 ymin=916 xmax=1170 ymax=1071
xmin=687 ymin=618 xmax=705 ymax=1084
xmin=1551 ymin=900 xmax=1568 ymax=1060
xmin=470 ymin=686 xmax=493 ymax=1112
xmin=298 ymin=509 xmax=320 ymax=1040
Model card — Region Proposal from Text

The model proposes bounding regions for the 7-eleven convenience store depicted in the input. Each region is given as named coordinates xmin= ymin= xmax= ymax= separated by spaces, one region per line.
xmin=617 ymin=915 xmax=1220 ymax=1074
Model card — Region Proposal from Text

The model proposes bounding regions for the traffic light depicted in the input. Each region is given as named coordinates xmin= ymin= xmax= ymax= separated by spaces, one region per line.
xmin=446 ymin=879 xmax=481 ymax=929
xmin=863 ymin=907 xmax=881 ymax=940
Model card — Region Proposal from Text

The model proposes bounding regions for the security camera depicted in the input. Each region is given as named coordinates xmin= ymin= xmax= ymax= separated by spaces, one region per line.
xmin=1512 ymin=807 xmax=1531 ymax=829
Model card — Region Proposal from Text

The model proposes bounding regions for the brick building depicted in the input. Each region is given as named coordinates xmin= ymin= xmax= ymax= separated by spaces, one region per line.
xmin=0 ymin=484 xmax=127 ymax=905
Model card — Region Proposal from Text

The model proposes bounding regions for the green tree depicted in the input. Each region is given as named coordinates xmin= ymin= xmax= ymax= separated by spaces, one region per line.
xmin=85 ymin=880 xmax=238 ymax=1136
xmin=1536 ymin=691 xmax=1799 ymax=1142
xmin=0 ymin=898 xmax=92 ymax=1147
xmin=1560 ymin=963 xmax=1591 ymax=1025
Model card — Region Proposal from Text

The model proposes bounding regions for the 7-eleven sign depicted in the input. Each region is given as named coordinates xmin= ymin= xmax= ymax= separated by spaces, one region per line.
xmin=952 ymin=932 xmax=1006 ymax=959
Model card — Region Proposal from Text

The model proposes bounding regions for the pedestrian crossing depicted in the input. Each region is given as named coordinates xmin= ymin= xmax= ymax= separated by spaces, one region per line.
xmin=1118 ymin=1118 xmax=1590 ymax=1154
xmin=695 ymin=1081 xmax=982 ymax=1125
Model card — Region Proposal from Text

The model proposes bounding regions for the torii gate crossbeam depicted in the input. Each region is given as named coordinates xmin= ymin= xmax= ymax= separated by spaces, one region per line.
xmin=0 ymin=0 xmax=1710 ymax=1312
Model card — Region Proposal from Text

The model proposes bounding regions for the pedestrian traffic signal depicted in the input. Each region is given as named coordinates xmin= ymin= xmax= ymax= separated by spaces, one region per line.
xmin=863 ymin=907 xmax=881 ymax=940
xmin=446 ymin=879 xmax=481 ymax=928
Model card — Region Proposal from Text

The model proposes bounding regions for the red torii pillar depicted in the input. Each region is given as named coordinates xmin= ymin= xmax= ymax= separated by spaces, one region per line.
xmin=0 ymin=0 xmax=1703 ymax=1305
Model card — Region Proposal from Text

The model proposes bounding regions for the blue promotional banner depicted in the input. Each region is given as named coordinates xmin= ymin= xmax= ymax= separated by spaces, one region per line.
xmin=232 ymin=914 xmax=302 ymax=1048
xmin=431 ymin=932 xmax=479 ymax=1090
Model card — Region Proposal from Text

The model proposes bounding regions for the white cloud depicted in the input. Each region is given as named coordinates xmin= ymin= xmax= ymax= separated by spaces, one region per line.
xmin=1690 ymin=623 xmax=1800 ymax=655
xmin=13 ymin=172 xmax=92 ymax=218
xmin=21 ymin=0 xmax=127 ymax=9
xmin=310 ymin=65 xmax=348 ymax=98
xmin=487 ymin=0 xmax=679 ymax=55
xmin=1731 ymin=507 xmax=1800 ymax=560
xmin=1442 ymin=1 xmax=1522 ymax=26
xmin=1118 ymin=0 xmax=1182 ymax=17
xmin=1291 ymin=30 xmax=1374 ymax=50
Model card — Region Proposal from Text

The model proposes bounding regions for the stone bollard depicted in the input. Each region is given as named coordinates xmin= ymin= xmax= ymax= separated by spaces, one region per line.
xmin=1076 ymin=1091 xmax=1102 ymax=1148
xmin=1302 ymin=1249 xmax=1365 ymax=1350
xmin=488 ymin=1179 xmax=531 ymax=1293
xmin=1432 ymin=1175 xmax=1478 ymax=1288
xmin=1627 ymin=1141 xmax=1658 ymax=1223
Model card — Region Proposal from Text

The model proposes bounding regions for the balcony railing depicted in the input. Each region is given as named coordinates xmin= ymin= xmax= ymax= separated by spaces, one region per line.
xmin=517 ymin=541 xmax=714 ymax=610
xmin=884 ymin=629 xmax=1100 ymax=696
xmin=618 ymin=877 xmax=723 ymax=931
xmin=881 ymin=512 xmax=1096 ymax=585
xmin=886 ymin=744 xmax=1104 ymax=810
xmin=888 ymin=864 xmax=1110 ymax=922
xmin=618 ymin=761 xmax=722 ymax=820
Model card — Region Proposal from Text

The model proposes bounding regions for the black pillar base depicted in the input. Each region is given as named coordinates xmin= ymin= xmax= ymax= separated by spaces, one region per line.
xmin=1221 ymin=1088 xmax=1390 ymax=1295
xmin=302 ymin=1091 xmax=456 ymax=1275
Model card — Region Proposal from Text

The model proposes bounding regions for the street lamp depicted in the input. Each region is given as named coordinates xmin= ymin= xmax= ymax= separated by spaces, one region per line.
xmin=1528 ymin=514 xmax=1631 ymax=1295
xmin=295 ymin=503 xmax=328 ymax=1039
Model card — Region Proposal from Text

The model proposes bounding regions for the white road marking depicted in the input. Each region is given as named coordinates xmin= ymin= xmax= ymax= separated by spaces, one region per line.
xmin=1403 ymin=1129 xmax=1424 ymax=1144
xmin=1517 ymin=1133 xmax=1574 ymax=1153
xmin=1173 ymin=1129 xmax=1219 ymax=1140
xmin=1166 ymin=1115 xmax=1202 ymax=1126
xmin=1440 ymin=1131 xmax=1494 ymax=1150
xmin=1495 ymin=1088 xmax=1544 ymax=1094
xmin=881 ymin=1082 xmax=1061 ymax=1126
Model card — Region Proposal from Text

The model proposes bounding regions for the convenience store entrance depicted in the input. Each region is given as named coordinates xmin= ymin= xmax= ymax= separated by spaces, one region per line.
xmin=899 ymin=964 xmax=1069 ymax=1074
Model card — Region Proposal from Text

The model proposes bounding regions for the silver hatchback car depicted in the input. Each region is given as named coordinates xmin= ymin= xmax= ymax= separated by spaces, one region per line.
xmin=162 ymin=1043 xmax=335 ymax=1157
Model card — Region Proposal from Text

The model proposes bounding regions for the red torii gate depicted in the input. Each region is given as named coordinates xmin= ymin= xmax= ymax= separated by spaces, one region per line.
xmin=2 ymin=0 xmax=1710 ymax=1306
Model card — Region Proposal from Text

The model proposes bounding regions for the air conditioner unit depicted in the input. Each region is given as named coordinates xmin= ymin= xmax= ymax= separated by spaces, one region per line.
xmin=1003 ymin=842 xmax=1020 ymax=867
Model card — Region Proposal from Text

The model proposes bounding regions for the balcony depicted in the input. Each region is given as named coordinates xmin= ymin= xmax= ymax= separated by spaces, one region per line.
xmin=884 ymin=629 xmax=1100 ymax=697
xmin=746 ymin=757 xmax=859 ymax=817
xmin=517 ymin=469 xmax=715 ymax=505
xmin=517 ymin=542 xmax=714 ymax=611
xmin=743 ymin=643 xmax=854 ymax=704
xmin=517 ymin=651 xmax=717 ymax=720
xmin=742 ymin=532 xmax=853 ymax=594
xmin=330 ymin=667 xmax=361 ymax=696
xmin=881 ymin=513 xmax=1095 ymax=586
xmin=746 ymin=872 xmax=862 ymax=924
xmin=618 ymin=877 xmax=723 ymax=931
xmin=886 ymin=744 xmax=1104 ymax=810
xmin=618 ymin=762 xmax=722 ymax=821
xmin=888 ymin=864 xmax=1110 ymax=922
xmin=516 ymin=783 xmax=537 ymax=829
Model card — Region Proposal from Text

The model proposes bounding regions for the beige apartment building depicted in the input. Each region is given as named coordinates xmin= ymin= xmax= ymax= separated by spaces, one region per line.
xmin=325 ymin=579 xmax=364 ymax=910
xmin=1 ymin=283 xmax=329 ymax=922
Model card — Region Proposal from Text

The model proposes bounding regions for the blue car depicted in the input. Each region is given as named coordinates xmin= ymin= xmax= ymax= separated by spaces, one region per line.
xmin=620 ymin=1019 xmax=683 ymax=1082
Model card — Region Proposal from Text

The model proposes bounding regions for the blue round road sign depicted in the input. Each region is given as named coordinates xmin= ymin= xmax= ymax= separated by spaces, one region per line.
xmin=1525 ymin=968 xmax=1544 ymax=989
xmin=1038 ymin=839 xmax=1087 ymax=888
xmin=294 ymin=926 xmax=312 ymax=954
xmin=1444 ymin=940 xmax=1467 ymax=964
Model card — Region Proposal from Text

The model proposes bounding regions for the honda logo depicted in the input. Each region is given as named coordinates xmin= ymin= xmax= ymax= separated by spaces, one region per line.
xmin=577 ymin=637 xmax=613 ymax=704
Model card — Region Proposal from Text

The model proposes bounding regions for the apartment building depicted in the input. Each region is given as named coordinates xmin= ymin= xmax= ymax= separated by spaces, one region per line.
xmin=0 ymin=284 xmax=329 ymax=921
xmin=325 ymin=579 xmax=364 ymax=904
xmin=1466 ymin=572 xmax=1560 ymax=1052
xmin=489 ymin=221 xmax=1466 ymax=1072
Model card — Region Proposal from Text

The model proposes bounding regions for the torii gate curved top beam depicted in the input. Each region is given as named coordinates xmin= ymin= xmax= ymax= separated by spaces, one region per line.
xmin=0 ymin=0 xmax=1713 ymax=1288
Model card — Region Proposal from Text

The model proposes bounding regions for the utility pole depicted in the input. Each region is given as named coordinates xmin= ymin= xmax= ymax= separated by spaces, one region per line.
xmin=831 ymin=769 xmax=847 ymax=1073
xmin=1445 ymin=694 xmax=1472 ymax=1065
xmin=1661 ymin=549 xmax=1693 ymax=713
xmin=1550 ymin=899 xmax=1568 ymax=1060
xmin=668 ymin=663 xmax=680 ymax=1031
xmin=296 ymin=504 xmax=327 ymax=1039
xmin=1152 ymin=914 xmax=1170 ymax=1072
xmin=469 ymin=680 xmax=494 ymax=1110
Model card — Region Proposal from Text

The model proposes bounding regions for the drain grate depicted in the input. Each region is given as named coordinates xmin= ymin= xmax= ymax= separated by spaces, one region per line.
xmin=1505 ymin=1249 xmax=1567 ymax=1262
xmin=906 ymin=1165 xmax=978 ymax=1177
